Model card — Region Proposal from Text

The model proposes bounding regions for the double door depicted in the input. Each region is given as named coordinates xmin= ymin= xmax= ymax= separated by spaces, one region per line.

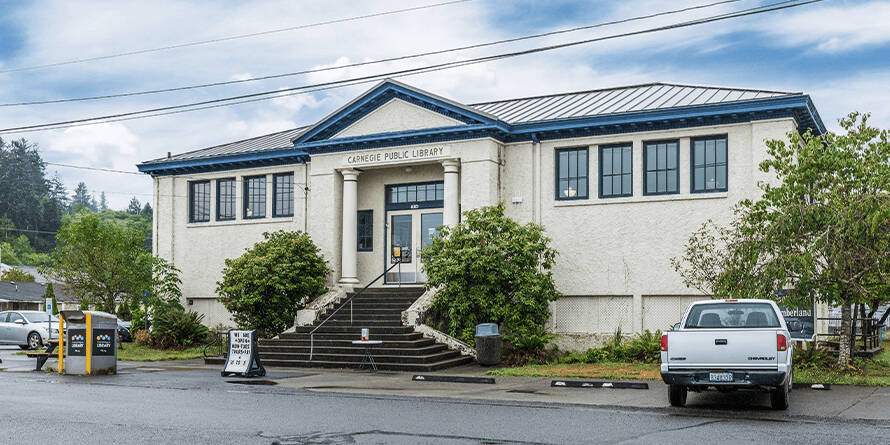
xmin=386 ymin=210 xmax=443 ymax=284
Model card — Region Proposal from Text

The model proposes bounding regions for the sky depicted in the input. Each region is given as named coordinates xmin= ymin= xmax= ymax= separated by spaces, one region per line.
xmin=0 ymin=0 xmax=888 ymax=209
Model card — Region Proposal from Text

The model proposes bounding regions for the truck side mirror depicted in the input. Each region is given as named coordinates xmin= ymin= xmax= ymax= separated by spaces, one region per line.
xmin=788 ymin=321 xmax=802 ymax=332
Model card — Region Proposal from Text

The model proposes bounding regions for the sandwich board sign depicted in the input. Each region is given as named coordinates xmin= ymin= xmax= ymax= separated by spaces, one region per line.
xmin=221 ymin=330 xmax=265 ymax=377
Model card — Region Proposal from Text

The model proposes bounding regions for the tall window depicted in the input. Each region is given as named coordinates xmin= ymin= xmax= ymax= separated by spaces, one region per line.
xmin=692 ymin=135 xmax=728 ymax=193
xmin=188 ymin=181 xmax=210 ymax=223
xmin=357 ymin=210 xmax=373 ymax=251
xmin=216 ymin=178 xmax=235 ymax=221
xmin=243 ymin=175 xmax=266 ymax=219
xmin=599 ymin=144 xmax=632 ymax=198
xmin=273 ymin=173 xmax=294 ymax=217
xmin=644 ymin=140 xmax=679 ymax=195
xmin=555 ymin=147 xmax=588 ymax=200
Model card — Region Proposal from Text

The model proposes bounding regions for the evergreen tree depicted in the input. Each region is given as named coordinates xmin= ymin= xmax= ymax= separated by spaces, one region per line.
xmin=127 ymin=197 xmax=142 ymax=214
xmin=141 ymin=202 xmax=153 ymax=218
xmin=45 ymin=282 xmax=58 ymax=315
xmin=71 ymin=182 xmax=97 ymax=212
xmin=99 ymin=192 xmax=108 ymax=211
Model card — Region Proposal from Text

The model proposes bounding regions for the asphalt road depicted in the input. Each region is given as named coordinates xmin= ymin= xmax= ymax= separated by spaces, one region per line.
xmin=1 ymin=366 xmax=888 ymax=445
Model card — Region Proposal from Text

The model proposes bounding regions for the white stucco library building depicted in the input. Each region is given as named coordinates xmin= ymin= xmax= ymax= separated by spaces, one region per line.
xmin=139 ymin=79 xmax=825 ymax=349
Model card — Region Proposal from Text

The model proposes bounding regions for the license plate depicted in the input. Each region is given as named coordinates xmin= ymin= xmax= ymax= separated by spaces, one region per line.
xmin=709 ymin=372 xmax=734 ymax=382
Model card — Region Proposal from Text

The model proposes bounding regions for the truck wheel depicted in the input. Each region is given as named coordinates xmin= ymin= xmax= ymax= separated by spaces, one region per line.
xmin=668 ymin=384 xmax=687 ymax=407
xmin=770 ymin=381 xmax=789 ymax=410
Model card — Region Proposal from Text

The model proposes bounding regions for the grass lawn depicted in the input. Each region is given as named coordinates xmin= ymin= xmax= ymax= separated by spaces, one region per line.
xmin=15 ymin=343 xmax=205 ymax=361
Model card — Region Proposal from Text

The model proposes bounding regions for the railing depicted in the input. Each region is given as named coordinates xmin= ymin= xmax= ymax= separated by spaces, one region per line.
xmin=203 ymin=331 xmax=229 ymax=358
xmin=310 ymin=261 xmax=400 ymax=361
xmin=815 ymin=316 xmax=882 ymax=355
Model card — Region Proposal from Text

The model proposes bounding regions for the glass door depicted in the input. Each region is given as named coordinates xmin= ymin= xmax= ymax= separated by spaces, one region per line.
xmin=387 ymin=212 xmax=416 ymax=284
xmin=417 ymin=212 xmax=443 ymax=282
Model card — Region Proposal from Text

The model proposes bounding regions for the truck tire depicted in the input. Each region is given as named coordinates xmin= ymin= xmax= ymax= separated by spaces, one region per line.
xmin=770 ymin=380 xmax=789 ymax=410
xmin=668 ymin=384 xmax=687 ymax=407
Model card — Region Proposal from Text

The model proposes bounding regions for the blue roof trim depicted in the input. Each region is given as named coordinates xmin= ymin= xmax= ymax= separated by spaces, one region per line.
xmin=294 ymin=81 xmax=505 ymax=144
xmin=137 ymin=147 xmax=309 ymax=176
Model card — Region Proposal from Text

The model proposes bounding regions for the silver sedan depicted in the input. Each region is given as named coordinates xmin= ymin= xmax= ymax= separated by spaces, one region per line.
xmin=0 ymin=311 xmax=59 ymax=350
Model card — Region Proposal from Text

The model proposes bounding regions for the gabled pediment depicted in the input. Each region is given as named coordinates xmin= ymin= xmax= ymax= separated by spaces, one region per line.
xmin=293 ymin=79 xmax=503 ymax=145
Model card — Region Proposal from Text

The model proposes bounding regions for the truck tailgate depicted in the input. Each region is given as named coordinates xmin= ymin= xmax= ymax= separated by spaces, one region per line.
xmin=667 ymin=330 xmax=778 ymax=369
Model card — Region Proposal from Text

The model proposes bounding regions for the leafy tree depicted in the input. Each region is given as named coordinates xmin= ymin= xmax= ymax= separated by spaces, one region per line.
xmin=1 ymin=267 xmax=36 ymax=282
xmin=127 ymin=197 xmax=142 ymax=214
xmin=71 ymin=182 xmax=97 ymax=213
xmin=45 ymin=282 xmax=58 ymax=315
xmin=217 ymin=230 xmax=329 ymax=338
xmin=44 ymin=211 xmax=149 ymax=313
xmin=673 ymin=113 xmax=890 ymax=365
xmin=423 ymin=204 xmax=561 ymax=353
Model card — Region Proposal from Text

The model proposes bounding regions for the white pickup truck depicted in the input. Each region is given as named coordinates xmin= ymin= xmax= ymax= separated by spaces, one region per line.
xmin=660 ymin=299 xmax=801 ymax=410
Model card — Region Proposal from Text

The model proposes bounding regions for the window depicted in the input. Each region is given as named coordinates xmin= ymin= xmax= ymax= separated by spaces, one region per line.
xmin=692 ymin=135 xmax=728 ymax=193
xmin=216 ymin=178 xmax=236 ymax=221
xmin=243 ymin=175 xmax=266 ymax=219
xmin=357 ymin=210 xmax=373 ymax=251
xmin=188 ymin=180 xmax=210 ymax=222
xmin=386 ymin=182 xmax=444 ymax=209
xmin=555 ymin=147 xmax=588 ymax=200
xmin=273 ymin=173 xmax=294 ymax=217
xmin=684 ymin=303 xmax=780 ymax=329
xmin=644 ymin=140 xmax=679 ymax=195
xmin=599 ymin=144 xmax=632 ymax=198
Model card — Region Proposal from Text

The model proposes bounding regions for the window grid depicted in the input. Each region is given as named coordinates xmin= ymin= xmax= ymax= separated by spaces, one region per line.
xmin=692 ymin=135 xmax=728 ymax=193
xmin=555 ymin=147 xmax=589 ymax=200
xmin=357 ymin=210 xmax=373 ymax=251
xmin=644 ymin=140 xmax=680 ymax=195
xmin=189 ymin=181 xmax=210 ymax=223
xmin=216 ymin=178 xmax=236 ymax=221
xmin=243 ymin=175 xmax=266 ymax=219
xmin=599 ymin=144 xmax=633 ymax=198
xmin=387 ymin=182 xmax=444 ymax=205
xmin=273 ymin=173 xmax=294 ymax=217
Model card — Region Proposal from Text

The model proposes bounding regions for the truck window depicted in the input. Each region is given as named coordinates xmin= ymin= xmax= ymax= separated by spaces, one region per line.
xmin=684 ymin=303 xmax=780 ymax=329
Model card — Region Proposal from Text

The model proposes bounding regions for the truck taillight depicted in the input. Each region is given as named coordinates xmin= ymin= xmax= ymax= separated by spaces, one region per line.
xmin=777 ymin=334 xmax=787 ymax=351
xmin=661 ymin=334 xmax=668 ymax=351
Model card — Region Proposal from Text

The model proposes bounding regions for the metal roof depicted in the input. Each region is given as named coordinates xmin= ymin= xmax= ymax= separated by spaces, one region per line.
xmin=141 ymin=126 xmax=309 ymax=165
xmin=0 ymin=281 xmax=76 ymax=302
xmin=469 ymin=83 xmax=798 ymax=124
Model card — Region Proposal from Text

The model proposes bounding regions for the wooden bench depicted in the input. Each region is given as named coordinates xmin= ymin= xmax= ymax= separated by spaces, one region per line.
xmin=27 ymin=339 xmax=59 ymax=371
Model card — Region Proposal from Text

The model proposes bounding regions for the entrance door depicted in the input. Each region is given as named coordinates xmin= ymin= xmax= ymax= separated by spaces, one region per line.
xmin=386 ymin=210 xmax=443 ymax=284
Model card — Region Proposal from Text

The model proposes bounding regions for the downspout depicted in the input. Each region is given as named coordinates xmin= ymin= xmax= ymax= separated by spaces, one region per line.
xmin=531 ymin=133 xmax=542 ymax=225
xmin=303 ymin=162 xmax=310 ymax=232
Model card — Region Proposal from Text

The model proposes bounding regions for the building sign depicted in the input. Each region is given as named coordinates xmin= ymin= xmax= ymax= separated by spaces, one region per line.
xmin=68 ymin=329 xmax=86 ymax=356
xmin=92 ymin=328 xmax=116 ymax=356
xmin=345 ymin=145 xmax=448 ymax=167
xmin=221 ymin=330 xmax=266 ymax=377
xmin=779 ymin=303 xmax=815 ymax=340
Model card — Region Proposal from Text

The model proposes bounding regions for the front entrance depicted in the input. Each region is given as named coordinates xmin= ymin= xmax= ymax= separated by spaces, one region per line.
xmin=386 ymin=210 xmax=443 ymax=284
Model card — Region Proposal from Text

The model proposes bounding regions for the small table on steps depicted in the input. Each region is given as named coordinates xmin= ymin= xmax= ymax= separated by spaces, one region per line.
xmin=351 ymin=340 xmax=383 ymax=372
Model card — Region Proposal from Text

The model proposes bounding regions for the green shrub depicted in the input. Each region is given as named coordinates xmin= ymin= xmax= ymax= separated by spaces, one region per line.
xmin=553 ymin=330 xmax=662 ymax=365
xmin=150 ymin=307 xmax=210 ymax=348
xmin=1 ymin=267 xmax=36 ymax=282
xmin=794 ymin=342 xmax=833 ymax=369
xmin=423 ymin=204 xmax=561 ymax=353
xmin=133 ymin=329 xmax=151 ymax=346
xmin=217 ymin=230 xmax=329 ymax=338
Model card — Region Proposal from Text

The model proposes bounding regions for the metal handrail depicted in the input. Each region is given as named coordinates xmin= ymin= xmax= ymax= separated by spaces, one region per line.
xmin=310 ymin=261 xmax=401 ymax=361
xmin=203 ymin=331 xmax=229 ymax=358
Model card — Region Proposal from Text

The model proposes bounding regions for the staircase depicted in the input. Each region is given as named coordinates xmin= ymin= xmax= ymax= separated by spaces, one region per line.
xmin=256 ymin=287 xmax=474 ymax=371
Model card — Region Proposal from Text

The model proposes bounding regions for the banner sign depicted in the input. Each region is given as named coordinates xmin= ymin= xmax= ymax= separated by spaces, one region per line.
xmin=779 ymin=303 xmax=815 ymax=340
xmin=92 ymin=328 xmax=116 ymax=356
xmin=68 ymin=329 xmax=87 ymax=356
xmin=221 ymin=330 xmax=265 ymax=377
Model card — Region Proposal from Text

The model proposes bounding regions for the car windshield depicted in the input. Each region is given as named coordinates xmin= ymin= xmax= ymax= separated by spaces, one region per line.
xmin=684 ymin=303 xmax=780 ymax=329
xmin=23 ymin=312 xmax=51 ymax=323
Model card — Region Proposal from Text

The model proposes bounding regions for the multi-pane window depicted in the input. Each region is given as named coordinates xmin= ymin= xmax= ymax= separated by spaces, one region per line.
xmin=243 ymin=175 xmax=266 ymax=219
xmin=216 ymin=178 xmax=235 ymax=221
xmin=188 ymin=181 xmax=210 ymax=223
xmin=599 ymin=144 xmax=632 ymax=198
xmin=644 ymin=140 xmax=679 ymax=195
xmin=357 ymin=210 xmax=373 ymax=251
xmin=387 ymin=182 xmax=444 ymax=206
xmin=556 ymin=147 xmax=588 ymax=200
xmin=273 ymin=173 xmax=294 ymax=217
xmin=692 ymin=136 xmax=728 ymax=193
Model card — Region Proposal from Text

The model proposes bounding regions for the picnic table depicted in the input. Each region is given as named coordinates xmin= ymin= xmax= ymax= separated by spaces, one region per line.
xmin=26 ymin=338 xmax=59 ymax=371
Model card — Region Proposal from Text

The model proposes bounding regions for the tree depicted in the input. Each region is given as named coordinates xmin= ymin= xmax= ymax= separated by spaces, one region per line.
xmin=71 ymin=182 xmax=97 ymax=213
xmin=217 ymin=230 xmax=329 ymax=338
xmin=422 ymin=204 xmax=562 ymax=353
xmin=45 ymin=282 xmax=58 ymax=315
xmin=140 ymin=202 xmax=153 ymax=218
xmin=1 ymin=267 xmax=36 ymax=282
xmin=44 ymin=211 xmax=150 ymax=313
xmin=127 ymin=197 xmax=142 ymax=214
xmin=673 ymin=113 xmax=890 ymax=365
xmin=99 ymin=192 xmax=108 ymax=211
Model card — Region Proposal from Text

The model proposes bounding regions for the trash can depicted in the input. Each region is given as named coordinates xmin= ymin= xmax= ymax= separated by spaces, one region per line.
xmin=475 ymin=323 xmax=502 ymax=366
xmin=59 ymin=310 xmax=118 ymax=375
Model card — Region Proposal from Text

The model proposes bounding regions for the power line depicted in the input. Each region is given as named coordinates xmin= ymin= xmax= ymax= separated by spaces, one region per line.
xmin=0 ymin=0 xmax=822 ymax=135
xmin=46 ymin=162 xmax=144 ymax=176
xmin=0 ymin=0 xmax=471 ymax=75
xmin=0 ymin=227 xmax=59 ymax=235
xmin=0 ymin=0 xmax=742 ymax=107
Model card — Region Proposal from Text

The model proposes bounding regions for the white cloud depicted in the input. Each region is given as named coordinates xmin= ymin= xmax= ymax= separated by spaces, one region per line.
xmin=759 ymin=1 xmax=890 ymax=53
xmin=230 ymin=73 xmax=254 ymax=81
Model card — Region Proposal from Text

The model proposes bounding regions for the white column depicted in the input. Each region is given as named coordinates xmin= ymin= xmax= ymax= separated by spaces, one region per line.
xmin=339 ymin=169 xmax=360 ymax=285
xmin=442 ymin=159 xmax=460 ymax=227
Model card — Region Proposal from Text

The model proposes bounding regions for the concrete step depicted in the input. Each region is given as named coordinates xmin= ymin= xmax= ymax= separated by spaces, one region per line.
xmin=258 ymin=344 xmax=448 ymax=356
xmin=291 ymin=325 xmax=414 ymax=334
xmin=258 ymin=355 xmax=475 ymax=372
xmin=279 ymin=331 xmax=424 ymax=341
xmin=260 ymin=338 xmax=437 ymax=348
xmin=318 ymin=320 xmax=404 ymax=327
xmin=258 ymin=350 xmax=461 ymax=365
